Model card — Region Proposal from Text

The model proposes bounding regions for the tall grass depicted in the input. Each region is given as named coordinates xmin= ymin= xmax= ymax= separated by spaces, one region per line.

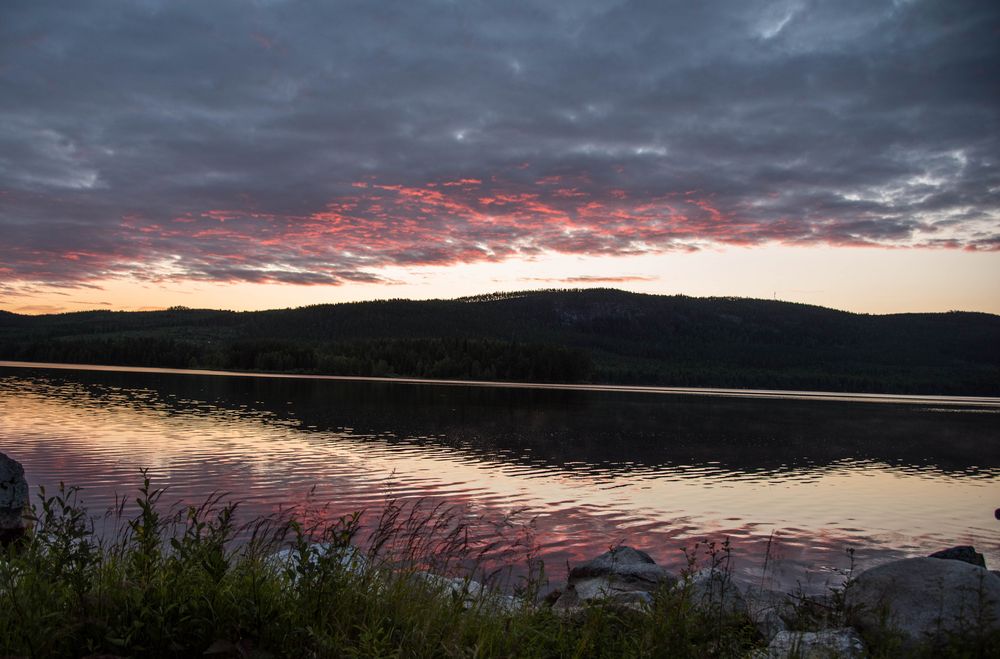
xmin=0 ymin=473 xmax=762 ymax=658
xmin=4 ymin=475 xmax=996 ymax=657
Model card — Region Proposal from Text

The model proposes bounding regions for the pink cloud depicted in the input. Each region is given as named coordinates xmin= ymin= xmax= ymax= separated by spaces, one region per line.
xmin=1 ymin=172 xmax=990 ymax=290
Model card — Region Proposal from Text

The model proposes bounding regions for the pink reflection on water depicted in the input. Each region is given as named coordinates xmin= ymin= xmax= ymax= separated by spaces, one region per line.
xmin=2 ymin=368 xmax=998 ymax=595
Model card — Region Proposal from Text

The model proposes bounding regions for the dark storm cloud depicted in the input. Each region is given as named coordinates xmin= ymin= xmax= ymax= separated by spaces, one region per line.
xmin=1 ymin=0 xmax=998 ymax=287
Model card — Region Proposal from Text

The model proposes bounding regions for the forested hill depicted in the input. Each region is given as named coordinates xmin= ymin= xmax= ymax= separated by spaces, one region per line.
xmin=1 ymin=289 xmax=998 ymax=395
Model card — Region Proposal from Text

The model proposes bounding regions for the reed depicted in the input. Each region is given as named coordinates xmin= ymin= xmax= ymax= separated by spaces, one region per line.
xmin=0 ymin=474 xmax=994 ymax=658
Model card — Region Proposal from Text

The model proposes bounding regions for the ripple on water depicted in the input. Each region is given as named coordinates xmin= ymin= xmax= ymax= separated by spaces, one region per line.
xmin=2 ymin=368 xmax=999 ymax=593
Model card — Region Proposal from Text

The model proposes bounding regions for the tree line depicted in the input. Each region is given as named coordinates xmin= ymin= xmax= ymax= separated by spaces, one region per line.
xmin=1 ymin=288 xmax=998 ymax=394
xmin=0 ymin=335 xmax=592 ymax=383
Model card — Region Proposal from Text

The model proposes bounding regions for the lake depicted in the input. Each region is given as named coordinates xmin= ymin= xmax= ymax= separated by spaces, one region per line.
xmin=2 ymin=361 xmax=998 ymax=594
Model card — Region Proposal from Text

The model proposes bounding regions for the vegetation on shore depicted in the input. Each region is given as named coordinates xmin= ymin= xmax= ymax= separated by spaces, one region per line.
xmin=2 ymin=476 xmax=998 ymax=658
xmin=0 ymin=477 xmax=757 ymax=658
xmin=2 ymin=289 xmax=999 ymax=395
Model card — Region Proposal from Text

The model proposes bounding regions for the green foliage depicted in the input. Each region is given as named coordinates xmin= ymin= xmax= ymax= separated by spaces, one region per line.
xmin=3 ymin=477 xmax=998 ymax=657
xmin=0 ymin=478 xmax=762 ymax=658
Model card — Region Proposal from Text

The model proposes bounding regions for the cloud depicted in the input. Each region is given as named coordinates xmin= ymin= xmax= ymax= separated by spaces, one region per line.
xmin=63 ymin=300 xmax=112 ymax=306
xmin=0 ymin=0 xmax=997 ymax=291
xmin=12 ymin=304 xmax=69 ymax=314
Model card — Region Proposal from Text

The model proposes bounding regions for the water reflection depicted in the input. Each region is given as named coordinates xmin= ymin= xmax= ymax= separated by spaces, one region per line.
xmin=1 ymin=365 xmax=998 ymax=593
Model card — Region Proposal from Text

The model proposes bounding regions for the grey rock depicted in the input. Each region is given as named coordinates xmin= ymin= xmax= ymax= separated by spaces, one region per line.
xmin=271 ymin=543 xmax=368 ymax=577
xmin=554 ymin=546 xmax=676 ymax=610
xmin=568 ymin=546 xmax=668 ymax=585
xmin=416 ymin=572 xmax=483 ymax=606
xmin=744 ymin=585 xmax=796 ymax=642
xmin=743 ymin=584 xmax=799 ymax=640
xmin=685 ymin=567 xmax=749 ymax=618
xmin=846 ymin=557 xmax=1000 ymax=647
xmin=929 ymin=545 xmax=986 ymax=568
xmin=552 ymin=577 xmax=644 ymax=610
xmin=760 ymin=628 xmax=865 ymax=658
xmin=756 ymin=609 xmax=790 ymax=643
xmin=0 ymin=453 xmax=29 ymax=542
xmin=416 ymin=572 xmax=521 ymax=612
xmin=556 ymin=577 xmax=657 ymax=609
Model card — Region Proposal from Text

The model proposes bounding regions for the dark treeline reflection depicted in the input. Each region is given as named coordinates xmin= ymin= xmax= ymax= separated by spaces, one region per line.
xmin=7 ymin=366 xmax=998 ymax=479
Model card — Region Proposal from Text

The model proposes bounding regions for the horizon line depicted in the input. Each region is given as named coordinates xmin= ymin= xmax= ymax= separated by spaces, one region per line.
xmin=3 ymin=287 xmax=998 ymax=319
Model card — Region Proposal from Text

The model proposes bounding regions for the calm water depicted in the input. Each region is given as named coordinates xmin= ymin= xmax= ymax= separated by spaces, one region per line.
xmin=2 ymin=362 xmax=998 ymax=593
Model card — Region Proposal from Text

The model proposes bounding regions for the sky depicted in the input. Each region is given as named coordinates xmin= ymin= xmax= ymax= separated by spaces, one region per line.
xmin=1 ymin=0 xmax=998 ymax=315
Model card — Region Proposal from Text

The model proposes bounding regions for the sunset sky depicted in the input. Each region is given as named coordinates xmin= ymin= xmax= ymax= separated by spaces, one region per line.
xmin=2 ymin=0 xmax=998 ymax=315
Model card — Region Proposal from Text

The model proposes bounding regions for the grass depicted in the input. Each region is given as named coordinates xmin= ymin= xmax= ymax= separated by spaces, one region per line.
xmin=1 ymin=474 xmax=997 ymax=658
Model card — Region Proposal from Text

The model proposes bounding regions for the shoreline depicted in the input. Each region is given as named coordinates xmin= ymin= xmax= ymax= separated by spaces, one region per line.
xmin=3 ymin=359 xmax=1000 ymax=407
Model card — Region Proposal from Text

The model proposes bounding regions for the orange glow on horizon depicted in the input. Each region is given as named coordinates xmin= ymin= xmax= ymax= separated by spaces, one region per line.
xmin=2 ymin=245 xmax=999 ymax=316
xmin=2 ymin=174 xmax=998 ymax=316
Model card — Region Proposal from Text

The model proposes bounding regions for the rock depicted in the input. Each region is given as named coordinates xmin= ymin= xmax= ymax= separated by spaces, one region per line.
xmin=415 ymin=572 xmax=521 ymax=612
xmin=542 ymin=588 xmax=563 ymax=607
xmin=0 ymin=453 xmax=29 ymax=544
xmin=553 ymin=546 xmax=676 ymax=610
xmin=271 ymin=543 xmax=367 ymax=578
xmin=743 ymin=585 xmax=796 ymax=642
xmin=685 ymin=567 xmax=749 ymax=618
xmin=417 ymin=572 xmax=483 ymax=598
xmin=755 ymin=608 xmax=790 ymax=643
xmin=846 ymin=557 xmax=1000 ymax=647
xmin=571 ymin=578 xmax=655 ymax=605
xmin=929 ymin=545 xmax=986 ymax=568
xmin=759 ymin=628 xmax=865 ymax=658
xmin=567 ymin=546 xmax=662 ymax=581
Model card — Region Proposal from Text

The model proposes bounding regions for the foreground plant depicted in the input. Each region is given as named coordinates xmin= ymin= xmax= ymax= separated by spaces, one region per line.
xmin=3 ymin=475 xmax=995 ymax=658
xmin=0 ymin=474 xmax=770 ymax=658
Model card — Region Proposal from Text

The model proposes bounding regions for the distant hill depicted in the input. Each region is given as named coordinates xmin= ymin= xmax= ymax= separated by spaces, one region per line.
xmin=1 ymin=289 xmax=998 ymax=395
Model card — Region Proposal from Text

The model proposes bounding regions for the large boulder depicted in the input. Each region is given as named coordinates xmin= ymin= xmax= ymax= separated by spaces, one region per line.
xmin=553 ymin=546 xmax=676 ymax=609
xmin=929 ymin=545 xmax=986 ymax=568
xmin=758 ymin=628 xmax=865 ymax=658
xmin=0 ymin=453 xmax=29 ymax=544
xmin=845 ymin=557 xmax=1000 ymax=647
